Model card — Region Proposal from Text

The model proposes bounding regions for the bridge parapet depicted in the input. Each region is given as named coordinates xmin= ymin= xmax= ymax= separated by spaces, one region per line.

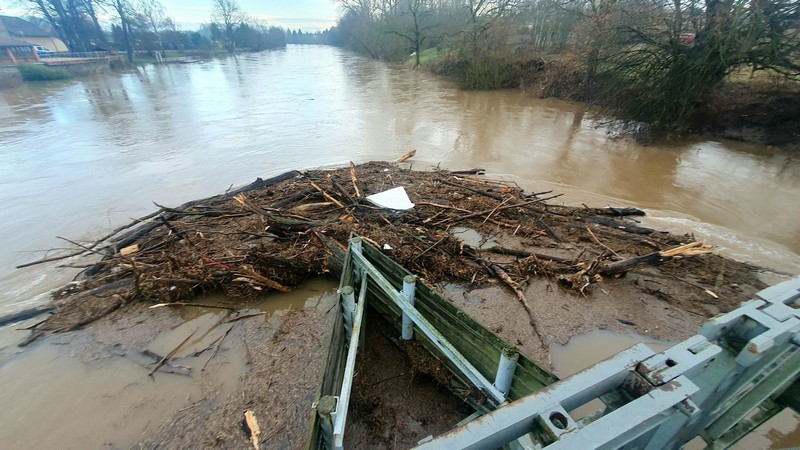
xmin=416 ymin=278 xmax=800 ymax=450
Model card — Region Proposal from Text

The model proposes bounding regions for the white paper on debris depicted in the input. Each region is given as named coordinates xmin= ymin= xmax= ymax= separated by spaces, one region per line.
xmin=366 ymin=186 xmax=415 ymax=210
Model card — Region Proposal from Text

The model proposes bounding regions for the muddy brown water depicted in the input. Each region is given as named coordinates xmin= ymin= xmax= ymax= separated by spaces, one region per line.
xmin=0 ymin=277 xmax=338 ymax=448
xmin=1 ymin=45 xmax=799 ymax=317
xmin=0 ymin=45 xmax=798 ymax=447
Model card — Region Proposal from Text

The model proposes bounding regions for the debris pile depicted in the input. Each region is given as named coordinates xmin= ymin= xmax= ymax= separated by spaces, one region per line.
xmin=19 ymin=160 xmax=765 ymax=344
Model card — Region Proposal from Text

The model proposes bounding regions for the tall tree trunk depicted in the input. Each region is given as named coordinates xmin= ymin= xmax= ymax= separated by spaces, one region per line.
xmin=49 ymin=0 xmax=80 ymax=51
xmin=86 ymin=0 xmax=108 ymax=47
xmin=66 ymin=0 xmax=88 ymax=51
xmin=34 ymin=0 xmax=66 ymax=47
xmin=116 ymin=0 xmax=134 ymax=62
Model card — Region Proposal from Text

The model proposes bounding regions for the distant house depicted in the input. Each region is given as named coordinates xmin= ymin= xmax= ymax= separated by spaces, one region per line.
xmin=0 ymin=37 xmax=40 ymax=64
xmin=0 ymin=15 xmax=69 ymax=53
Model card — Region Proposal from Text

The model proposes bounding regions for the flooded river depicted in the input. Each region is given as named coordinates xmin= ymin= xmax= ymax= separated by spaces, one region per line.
xmin=1 ymin=45 xmax=800 ymax=314
xmin=0 ymin=45 xmax=798 ymax=447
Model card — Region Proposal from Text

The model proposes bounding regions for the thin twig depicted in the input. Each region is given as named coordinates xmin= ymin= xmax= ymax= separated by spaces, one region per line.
xmin=482 ymin=197 xmax=512 ymax=224
xmin=586 ymin=225 xmax=621 ymax=258
xmin=202 ymin=324 xmax=236 ymax=372
xmin=150 ymin=328 xmax=197 ymax=376
xmin=150 ymin=302 xmax=236 ymax=311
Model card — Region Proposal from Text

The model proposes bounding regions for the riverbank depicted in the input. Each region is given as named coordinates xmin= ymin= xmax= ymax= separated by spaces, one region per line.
xmin=413 ymin=53 xmax=800 ymax=149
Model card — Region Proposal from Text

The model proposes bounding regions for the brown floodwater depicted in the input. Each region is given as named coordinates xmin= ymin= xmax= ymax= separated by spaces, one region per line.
xmin=0 ymin=277 xmax=337 ymax=448
xmin=1 ymin=45 xmax=799 ymax=316
xmin=0 ymin=45 xmax=798 ymax=447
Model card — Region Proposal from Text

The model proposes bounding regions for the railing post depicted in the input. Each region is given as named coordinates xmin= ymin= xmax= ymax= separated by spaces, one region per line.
xmin=340 ymin=286 xmax=355 ymax=339
xmin=494 ymin=347 xmax=519 ymax=396
xmin=350 ymin=237 xmax=363 ymax=282
xmin=401 ymin=275 xmax=417 ymax=340
xmin=316 ymin=395 xmax=337 ymax=447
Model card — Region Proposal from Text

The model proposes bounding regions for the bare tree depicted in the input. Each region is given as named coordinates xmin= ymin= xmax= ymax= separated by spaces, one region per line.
xmin=383 ymin=0 xmax=439 ymax=65
xmin=26 ymin=0 xmax=106 ymax=51
xmin=211 ymin=0 xmax=244 ymax=52
xmin=594 ymin=0 xmax=800 ymax=131
xmin=109 ymin=0 xmax=135 ymax=61
xmin=138 ymin=0 xmax=167 ymax=54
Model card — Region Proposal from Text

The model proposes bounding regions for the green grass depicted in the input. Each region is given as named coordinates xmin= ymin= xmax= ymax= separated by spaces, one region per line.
xmin=17 ymin=64 xmax=71 ymax=81
xmin=406 ymin=48 xmax=441 ymax=66
xmin=725 ymin=65 xmax=800 ymax=90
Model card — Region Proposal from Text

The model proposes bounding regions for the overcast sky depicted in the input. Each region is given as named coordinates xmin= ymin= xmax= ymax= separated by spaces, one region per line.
xmin=0 ymin=0 xmax=341 ymax=32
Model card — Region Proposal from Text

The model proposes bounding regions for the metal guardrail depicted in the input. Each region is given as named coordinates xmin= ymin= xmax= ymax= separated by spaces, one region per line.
xmin=416 ymin=277 xmax=800 ymax=449
xmin=312 ymin=237 xmax=537 ymax=449
xmin=41 ymin=51 xmax=110 ymax=59
xmin=311 ymin=236 xmax=798 ymax=449
xmin=349 ymin=239 xmax=509 ymax=406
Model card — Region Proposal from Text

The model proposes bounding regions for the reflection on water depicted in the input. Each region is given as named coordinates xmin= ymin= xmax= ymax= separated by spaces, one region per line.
xmin=1 ymin=45 xmax=799 ymax=314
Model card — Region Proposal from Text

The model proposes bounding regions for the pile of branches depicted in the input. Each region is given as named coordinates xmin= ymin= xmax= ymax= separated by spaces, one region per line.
xmin=19 ymin=159 xmax=761 ymax=342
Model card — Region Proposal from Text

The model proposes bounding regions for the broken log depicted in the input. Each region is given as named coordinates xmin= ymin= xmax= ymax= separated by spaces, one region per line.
xmin=449 ymin=168 xmax=486 ymax=175
xmin=484 ymin=246 xmax=574 ymax=265
xmin=274 ymin=186 xmax=317 ymax=208
xmin=394 ymin=149 xmax=416 ymax=163
xmin=599 ymin=242 xmax=713 ymax=276
xmin=584 ymin=216 xmax=654 ymax=234
xmin=589 ymin=206 xmax=646 ymax=217
xmin=0 ymin=305 xmax=54 ymax=328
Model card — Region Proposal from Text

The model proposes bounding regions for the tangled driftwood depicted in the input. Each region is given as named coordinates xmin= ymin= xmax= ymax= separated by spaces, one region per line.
xmin=15 ymin=160 xmax=762 ymax=345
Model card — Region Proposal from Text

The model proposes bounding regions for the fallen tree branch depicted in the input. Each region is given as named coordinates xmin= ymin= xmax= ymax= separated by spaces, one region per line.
xmin=394 ymin=149 xmax=416 ymax=163
xmin=234 ymin=266 xmax=292 ymax=293
xmin=600 ymin=242 xmax=713 ymax=276
xmin=586 ymin=226 xmax=620 ymax=259
xmin=439 ymin=178 xmax=504 ymax=201
xmin=307 ymin=180 xmax=346 ymax=209
xmin=485 ymin=246 xmax=575 ymax=265
xmin=436 ymin=198 xmax=550 ymax=226
xmin=350 ymin=161 xmax=364 ymax=200
xmin=149 ymin=302 xmax=236 ymax=311
xmin=202 ymin=324 xmax=235 ymax=371
xmin=584 ymin=216 xmax=653 ymax=234
xmin=463 ymin=248 xmax=548 ymax=346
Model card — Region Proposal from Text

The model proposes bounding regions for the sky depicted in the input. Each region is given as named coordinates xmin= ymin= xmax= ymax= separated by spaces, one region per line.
xmin=0 ymin=0 xmax=341 ymax=32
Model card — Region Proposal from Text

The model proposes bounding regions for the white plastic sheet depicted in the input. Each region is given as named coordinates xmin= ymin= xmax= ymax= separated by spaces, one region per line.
xmin=365 ymin=186 xmax=415 ymax=210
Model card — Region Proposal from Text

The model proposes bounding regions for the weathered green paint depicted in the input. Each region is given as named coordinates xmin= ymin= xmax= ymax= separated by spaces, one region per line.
xmin=308 ymin=237 xmax=558 ymax=449
xmin=360 ymin=241 xmax=558 ymax=399
xmin=305 ymin=247 xmax=356 ymax=450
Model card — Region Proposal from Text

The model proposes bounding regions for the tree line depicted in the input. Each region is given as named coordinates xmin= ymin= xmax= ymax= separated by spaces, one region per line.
xmin=328 ymin=0 xmax=800 ymax=133
xmin=22 ymin=0 xmax=287 ymax=61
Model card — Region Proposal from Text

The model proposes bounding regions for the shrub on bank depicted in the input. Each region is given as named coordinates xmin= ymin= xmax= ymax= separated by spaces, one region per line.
xmin=430 ymin=50 xmax=543 ymax=90
xmin=17 ymin=64 xmax=72 ymax=81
